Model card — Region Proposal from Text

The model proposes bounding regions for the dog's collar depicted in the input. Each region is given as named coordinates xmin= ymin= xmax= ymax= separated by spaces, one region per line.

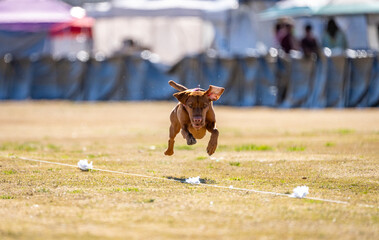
xmin=191 ymin=88 xmax=204 ymax=92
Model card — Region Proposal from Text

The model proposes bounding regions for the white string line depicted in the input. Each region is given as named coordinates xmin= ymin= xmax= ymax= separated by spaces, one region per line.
xmin=10 ymin=156 xmax=376 ymax=208
xmin=13 ymin=156 xmax=174 ymax=182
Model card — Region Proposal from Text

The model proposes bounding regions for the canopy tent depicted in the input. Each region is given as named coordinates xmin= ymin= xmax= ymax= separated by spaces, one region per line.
xmin=259 ymin=0 xmax=327 ymax=20
xmin=0 ymin=0 xmax=92 ymax=58
xmin=0 ymin=0 xmax=75 ymax=32
xmin=259 ymin=0 xmax=379 ymax=20
xmin=85 ymin=0 xmax=239 ymax=21
xmin=316 ymin=0 xmax=379 ymax=16
xmin=259 ymin=0 xmax=378 ymax=50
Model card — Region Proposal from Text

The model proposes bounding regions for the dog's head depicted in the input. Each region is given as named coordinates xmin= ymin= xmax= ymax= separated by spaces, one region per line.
xmin=173 ymin=86 xmax=224 ymax=129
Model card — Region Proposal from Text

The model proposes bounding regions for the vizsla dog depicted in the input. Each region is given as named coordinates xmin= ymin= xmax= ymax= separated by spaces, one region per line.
xmin=164 ymin=80 xmax=224 ymax=156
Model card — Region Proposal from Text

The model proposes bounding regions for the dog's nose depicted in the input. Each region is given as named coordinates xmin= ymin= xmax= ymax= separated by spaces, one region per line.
xmin=193 ymin=116 xmax=202 ymax=124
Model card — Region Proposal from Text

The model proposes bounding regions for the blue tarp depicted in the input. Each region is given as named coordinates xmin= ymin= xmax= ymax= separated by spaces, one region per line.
xmin=0 ymin=54 xmax=378 ymax=108
xmin=0 ymin=31 xmax=50 ymax=57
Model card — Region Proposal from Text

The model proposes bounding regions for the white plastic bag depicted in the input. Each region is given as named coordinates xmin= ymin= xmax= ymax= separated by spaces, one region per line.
xmin=290 ymin=185 xmax=309 ymax=198
xmin=185 ymin=176 xmax=201 ymax=184
xmin=77 ymin=159 xmax=93 ymax=171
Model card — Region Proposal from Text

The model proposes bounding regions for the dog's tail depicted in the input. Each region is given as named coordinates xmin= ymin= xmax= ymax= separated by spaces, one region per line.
xmin=169 ymin=80 xmax=187 ymax=92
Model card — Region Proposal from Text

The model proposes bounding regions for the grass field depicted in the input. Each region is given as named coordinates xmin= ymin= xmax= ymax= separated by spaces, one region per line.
xmin=0 ymin=101 xmax=378 ymax=240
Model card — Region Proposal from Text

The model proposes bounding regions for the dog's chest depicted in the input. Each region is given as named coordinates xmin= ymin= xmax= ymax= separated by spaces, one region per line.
xmin=188 ymin=126 xmax=206 ymax=139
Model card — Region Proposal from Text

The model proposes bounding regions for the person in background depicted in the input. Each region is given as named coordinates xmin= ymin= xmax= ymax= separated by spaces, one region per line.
xmin=301 ymin=24 xmax=320 ymax=58
xmin=276 ymin=18 xmax=300 ymax=54
xmin=274 ymin=22 xmax=283 ymax=49
xmin=116 ymin=38 xmax=151 ymax=56
xmin=321 ymin=18 xmax=348 ymax=50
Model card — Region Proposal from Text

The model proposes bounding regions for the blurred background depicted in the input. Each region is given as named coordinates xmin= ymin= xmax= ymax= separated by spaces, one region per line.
xmin=0 ymin=0 xmax=379 ymax=107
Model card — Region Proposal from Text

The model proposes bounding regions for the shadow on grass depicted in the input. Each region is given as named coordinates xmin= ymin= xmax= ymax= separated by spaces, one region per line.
xmin=165 ymin=176 xmax=216 ymax=184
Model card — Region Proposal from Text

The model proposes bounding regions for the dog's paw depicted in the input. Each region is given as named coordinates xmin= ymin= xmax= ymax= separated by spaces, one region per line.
xmin=207 ymin=142 xmax=217 ymax=156
xmin=164 ymin=149 xmax=174 ymax=156
xmin=187 ymin=136 xmax=197 ymax=145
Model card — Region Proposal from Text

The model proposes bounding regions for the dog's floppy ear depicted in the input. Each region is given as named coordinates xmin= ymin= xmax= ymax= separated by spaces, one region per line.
xmin=173 ymin=91 xmax=189 ymax=104
xmin=205 ymin=85 xmax=224 ymax=101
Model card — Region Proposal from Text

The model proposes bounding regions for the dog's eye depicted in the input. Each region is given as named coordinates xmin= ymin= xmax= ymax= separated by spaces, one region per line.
xmin=203 ymin=104 xmax=208 ymax=108
xmin=188 ymin=104 xmax=193 ymax=108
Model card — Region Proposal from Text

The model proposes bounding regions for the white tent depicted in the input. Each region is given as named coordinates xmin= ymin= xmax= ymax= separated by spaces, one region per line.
xmin=84 ymin=0 xmax=241 ymax=64
xmin=85 ymin=0 xmax=238 ymax=21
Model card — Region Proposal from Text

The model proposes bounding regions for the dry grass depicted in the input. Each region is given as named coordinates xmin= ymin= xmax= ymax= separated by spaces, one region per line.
xmin=0 ymin=101 xmax=378 ymax=240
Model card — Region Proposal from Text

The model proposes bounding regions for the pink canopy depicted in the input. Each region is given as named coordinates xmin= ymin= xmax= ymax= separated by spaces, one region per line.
xmin=0 ymin=0 xmax=74 ymax=31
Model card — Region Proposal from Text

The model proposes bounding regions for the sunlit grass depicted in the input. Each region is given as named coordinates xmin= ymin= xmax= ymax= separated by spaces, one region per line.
xmin=0 ymin=102 xmax=378 ymax=240
xmin=235 ymin=144 xmax=273 ymax=152
xmin=287 ymin=145 xmax=306 ymax=152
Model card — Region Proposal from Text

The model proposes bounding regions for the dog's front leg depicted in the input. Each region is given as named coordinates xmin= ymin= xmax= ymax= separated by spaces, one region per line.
xmin=206 ymin=122 xmax=219 ymax=155
xmin=164 ymin=124 xmax=180 ymax=156
xmin=165 ymin=110 xmax=180 ymax=156
xmin=181 ymin=126 xmax=197 ymax=145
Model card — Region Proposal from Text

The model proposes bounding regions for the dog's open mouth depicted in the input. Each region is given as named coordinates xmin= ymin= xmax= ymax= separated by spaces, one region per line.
xmin=192 ymin=123 xmax=203 ymax=129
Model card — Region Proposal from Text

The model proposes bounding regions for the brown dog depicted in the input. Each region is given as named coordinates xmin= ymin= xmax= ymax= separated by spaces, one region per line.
xmin=164 ymin=80 xmax=224 ymax=156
